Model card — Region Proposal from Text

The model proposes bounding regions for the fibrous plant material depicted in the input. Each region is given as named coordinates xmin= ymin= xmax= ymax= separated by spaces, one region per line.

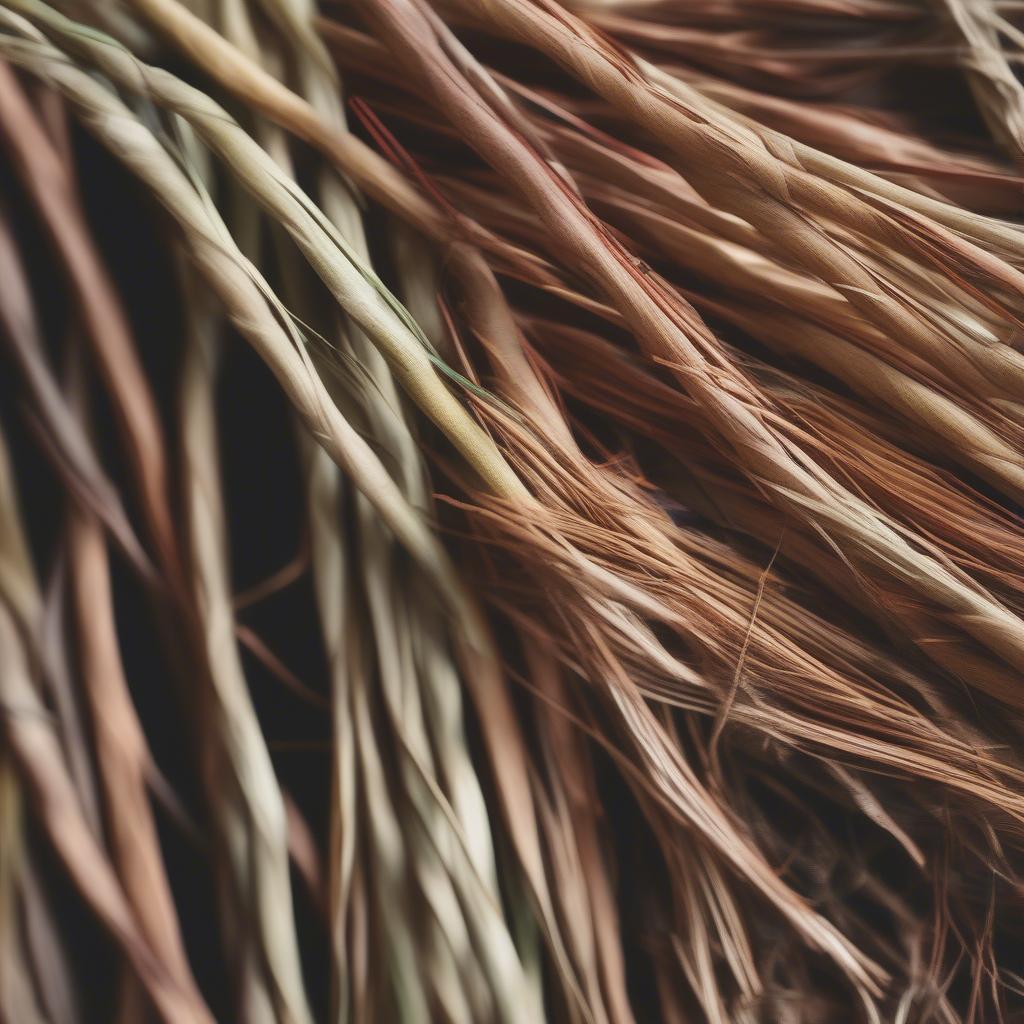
xmin=1 ymin=0 xmax=1023 ymax=1020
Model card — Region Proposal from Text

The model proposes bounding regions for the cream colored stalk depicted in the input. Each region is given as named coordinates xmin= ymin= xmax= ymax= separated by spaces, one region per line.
xmin=215 ymin=14 xmax=503 ymax=1017
xmin=178 ymin=266 xmax=311 ymax=1024
xmin=0 ymin=13 xmax=467 ymax=609
xmin=932 ymin=0 xmax=1024 ymax=165
xmin=216 ymin=7 xmax=548 ymax=1018
xmin=5 ymin=0 xmax=525 ymax=503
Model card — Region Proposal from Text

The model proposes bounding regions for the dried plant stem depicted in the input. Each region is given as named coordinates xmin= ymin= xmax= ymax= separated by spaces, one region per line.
xmin=64 ymin=349 xmax=212 ymax=1022
xmin=364 ymin=0 xmax=1024 ymax=684
xmin=0 ymin=16 xmax=472 ymax=609
xmin=0 ymin=209 xmax=152 ymax=579
xmin=230 ymin=22 xmax=542 ymax=1016
xmin=36 ymin=0 xmax=528 ymax=509
xmin=0 ymin=755 xmax=74 ymax=1024
xmin=0 ymin=429 xmax=207 ymax=1024
xmin=299 ymin=437 xmax=365 ymax=1024
xmin=452 ymin=0 xmax=1024 ymax=389
xmin=934 ymin=0 xmax=1024 ymax=164
xmin=17 ymin=0 xmax=527 ymax=505
xmin=241 ymin=25 xmax=544 ymax=1018
xmin=179 ymin=268 xmax=312 ymax=1024
xmin=587 ymin=197 xmax=1024 ymax=501
xmin=4 ymin=0 xmax=1024 ymax=1017
xmin=0 ymin=63 xmax=179 ymax=578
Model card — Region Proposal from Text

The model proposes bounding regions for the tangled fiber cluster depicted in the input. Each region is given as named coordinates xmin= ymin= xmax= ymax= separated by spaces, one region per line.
xmin=2 ymin=0 xmax=1024 ymax=1020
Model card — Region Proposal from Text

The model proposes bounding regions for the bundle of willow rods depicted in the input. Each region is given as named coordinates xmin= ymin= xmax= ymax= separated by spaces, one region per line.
xmin=1 ymin=0 xmax=1024 ymax=1019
